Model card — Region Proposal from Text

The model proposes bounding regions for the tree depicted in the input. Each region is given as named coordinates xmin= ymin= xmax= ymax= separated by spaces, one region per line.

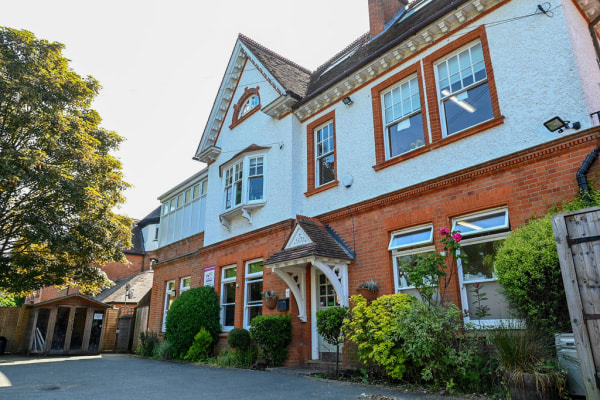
xmin=0 ymin=27 xmax=132 ymax=295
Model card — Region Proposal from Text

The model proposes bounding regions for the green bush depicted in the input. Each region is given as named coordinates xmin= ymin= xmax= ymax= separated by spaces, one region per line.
xmin=136 ymin=331 xmax=160 ymax=357
xmin=249 ymin=315 xmax=292 ymax=367
xmin=343 ymin=295 xmax=490 ymax=392
xmin=185 ymin=327 xmax=213 ymax=362
xmin=227 ymin=328 xmax=251 ymax=351
xmin=165 ymin=286 xmax=221 ymax=359
xmin=216 ymin=347 xmax=258 ymax=368
xmin=317 ymin=306 xmax=348 ymax=378
xmin=495 ymin=215 xmax=570 ymax=333
xmin=153 ymin=339 xmax=176 ymax=360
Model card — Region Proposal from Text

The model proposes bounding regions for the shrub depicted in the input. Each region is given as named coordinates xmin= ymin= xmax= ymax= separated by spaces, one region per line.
xmin=343 ymin=295 xmax=490 ymax=392
xmin=136 ymin=331 xmax=160 ymax=357
xmin=494 ymin=215 xmax=570 ymax=333
xmin=317 ymin=306 xmax=348 ymax=377
xmin=154 ymin=339 xmax=176 ymax=360
xmin=227 ymin=328 xmax=251 ymax=351
xmin=165 ymin=286 xmax=221 ymax=359
xmin=185 ymin=327 xmax=213 ymax=362
xmin=249 ymin=315 xmax=292 ymax=367
xmin=216 ymin=347 xmax=258 ymax=368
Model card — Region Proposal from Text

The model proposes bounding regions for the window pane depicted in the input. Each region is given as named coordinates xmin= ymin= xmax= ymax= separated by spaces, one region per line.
xmin=224 ymin=305 xmax=235 ymax=327
xmin=388 ymin=113 xmax=425 ymax=158
xmin=201 ymin=180 xmax=208 ymax=195
xmin=185 ymin=189 xmax=191 ymax=204
xmin=248 ymin=176 xmax=263 ymax=201
xmin=465 ymin=281 xmax=509 ymax=320
xmin=461 ymin=240 xmax=503 ymax=280
xmin=234 ymin=182 xmax=242 ymax=205
xmin=248 ymin=280 xmax=263 ymax=302
xmin=224 ymin=267 xmax=237 ymax=279
xmin=318 ymin=153 xmax=335 ymax=186
xmin=247 ymin=305 xmax=262 ymax=325
xmin=193 ymin=184 xmax=200 ymax=199
xmin=178 ymin=194 xmax=184 ymax=208
xmin=390 ymin=226 xmax=432 ymax=249
xmin=224 ymin=282 xmax=236 ymax=303
xmin=247 ymin=261 xmax=263 ymax=274
xmin=454 ymin=210 xmax=508 ymax=235
xmin=383 ymin=92 xmax=392 ymax=108
xmin=443 ymin=82 xmax=493 ymax=135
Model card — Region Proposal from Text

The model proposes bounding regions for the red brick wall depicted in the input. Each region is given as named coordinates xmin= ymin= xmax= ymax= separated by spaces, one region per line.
xmin=149 ymin=128 xmax=600 ymax=365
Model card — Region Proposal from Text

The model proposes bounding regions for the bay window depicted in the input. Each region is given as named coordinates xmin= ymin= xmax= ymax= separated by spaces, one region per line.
xmin=222 ymin=155 xmax=265 ymax=211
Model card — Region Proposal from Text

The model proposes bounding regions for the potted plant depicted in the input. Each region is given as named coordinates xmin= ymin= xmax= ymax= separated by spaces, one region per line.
xmin=490 ymin=325 xmax=566 ymax=400
xmin=262 ymin=289 xmax=278 ymax=310
xmin=356 ymin=280 xmax=378 ymax=302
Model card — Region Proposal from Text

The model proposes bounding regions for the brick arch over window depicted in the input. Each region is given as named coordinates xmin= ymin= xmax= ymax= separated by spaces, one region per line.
xmin=230 ymin=87 xmax=261 ymax=129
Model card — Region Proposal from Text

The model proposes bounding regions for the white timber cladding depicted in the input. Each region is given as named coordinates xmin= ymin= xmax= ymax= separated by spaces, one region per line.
xmin=141 ymin=224 xmax=160 ymax=252
xmin=158 ymin=0 xmax=600 ymax=248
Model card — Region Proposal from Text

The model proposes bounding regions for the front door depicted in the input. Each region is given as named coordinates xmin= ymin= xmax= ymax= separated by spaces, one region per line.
xmin=315 ymin=271 xmax=340 ymax=362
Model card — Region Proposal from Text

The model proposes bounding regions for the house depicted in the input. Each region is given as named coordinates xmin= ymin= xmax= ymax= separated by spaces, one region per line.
xmin=147 ymin=0 xmax=600 ymax=365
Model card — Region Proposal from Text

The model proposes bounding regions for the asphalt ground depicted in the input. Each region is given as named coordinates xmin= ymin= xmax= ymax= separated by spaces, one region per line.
xmin=0 ymin=354 xmax=481 ymax=400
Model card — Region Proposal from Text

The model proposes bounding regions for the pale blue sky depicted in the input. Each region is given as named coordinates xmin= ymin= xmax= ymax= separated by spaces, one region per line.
xmin=1 ymin=0 xmax=368 ymax=218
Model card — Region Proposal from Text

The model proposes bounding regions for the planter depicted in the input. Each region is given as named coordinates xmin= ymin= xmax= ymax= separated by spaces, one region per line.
xmin=265 ymin=298 xmax=278 ymax=310
xmin=504 ymin=371 xmax=561 ymax=400
xmin=356 ymin=288 xmax=378 ymax=302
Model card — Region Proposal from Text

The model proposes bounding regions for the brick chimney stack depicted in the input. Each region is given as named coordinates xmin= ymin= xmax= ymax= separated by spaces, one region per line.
xmin=368 ymin=0 xmax=405 ymax=38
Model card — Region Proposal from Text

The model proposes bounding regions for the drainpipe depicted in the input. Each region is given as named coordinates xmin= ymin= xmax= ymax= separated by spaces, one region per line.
xmin=576 ymin=146 xmax=600 ymax=203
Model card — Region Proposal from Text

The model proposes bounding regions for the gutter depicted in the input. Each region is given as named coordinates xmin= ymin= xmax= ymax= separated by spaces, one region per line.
xmin=293 ymin=0 xmax=469 ymax=109
xmin=577 ymin=146 xmax=600 ymax=203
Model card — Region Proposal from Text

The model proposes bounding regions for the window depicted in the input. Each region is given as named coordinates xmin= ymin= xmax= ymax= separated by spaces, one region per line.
xmin=389 ymin=225 xmax=435 ymax=299
xmin=453 ymin=208 xmax=512 ymax=327
xmin=240 ymin=95 xmax=259 ymax=117
xmin=224 ymin=160 xmax=243 ymax=210
xmin=180 ymin=276 xmax=191 ymax=293
xmin=244 ymin=260 xmax=263 ymax=328
xmin=162 ymin=280 xmax=176 ymax=331
xmin=248 ymin=156 xmax=264 ymax=201
xmin=382 ymin=75 xmax=425 ymax=158
xmin=221 ymin=266 xmax=237 ymax=330
xmin=222 ymin=156 xmax=265 ymax=211
xmin=153 ymin=225 xmax=159 ymax=241
xmin=306 ymin=111 xmax=337 ymax=196
xmin=315 ymin=122 xmax=335 ymax=187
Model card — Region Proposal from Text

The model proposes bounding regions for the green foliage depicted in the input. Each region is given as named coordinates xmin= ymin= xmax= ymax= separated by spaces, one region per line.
xmin=495 ymin=215 xmax=570 ymax=333
xmin=136 ymin=331 xmax=160 ymax=357
xmin=153 ymin=339 xmax=176 ymax=360
xmin=0 ymin=27 xmax=132 ymax=295
xmin=185 ymin=327 xmax=213 ymax=362
xmin=227 ymin=328 xmax=251 ymax=351
xmin=343 ymin=295 xmax=490 ymax=392
xmin=0 ymin=292 xmax=23 ymax=307
xmin=316 ymin=307 xmax=348 ymax=347
xmin=343 ymin=294 xmax=414 ymax=380
xmin=249 ymin=315 xmax=292 ymax=367
xmin=165 ymin=286 xmax=221 ymax=359
xmin=216 ymin=347 xmax=258 ymax=368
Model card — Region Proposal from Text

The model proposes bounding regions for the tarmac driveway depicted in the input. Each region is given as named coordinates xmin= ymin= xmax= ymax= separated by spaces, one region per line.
xmin=0 ymin=354 xmax=470 ymax=400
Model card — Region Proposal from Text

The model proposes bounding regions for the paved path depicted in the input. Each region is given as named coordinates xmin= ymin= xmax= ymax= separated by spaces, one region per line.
xmin=0 ymin=354 xmax=472 ymax=400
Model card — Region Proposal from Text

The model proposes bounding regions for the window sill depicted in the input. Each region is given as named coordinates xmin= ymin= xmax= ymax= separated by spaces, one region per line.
xmin=431 ymin=116 xmax=505 ymax=150
xmin=219 ymin=202 xmax=266 ymax=230
xmin=373 ymin=145 xmax=430 ymax=171
xmin=304 ymin=180 xmax=339 ymax=197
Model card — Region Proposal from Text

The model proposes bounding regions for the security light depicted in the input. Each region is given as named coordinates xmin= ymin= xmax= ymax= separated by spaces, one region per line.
xmin=342 ymin=96 xmax=353 ymax=106
xmin=544 ymin=116 xmax=581 ymax=133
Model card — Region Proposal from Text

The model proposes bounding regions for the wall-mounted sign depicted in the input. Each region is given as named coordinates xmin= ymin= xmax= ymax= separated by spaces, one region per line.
xmin=204 ymin=265 xmax=216 ymax=287
xmin=93 ymin=313 xmax=103 ymax=320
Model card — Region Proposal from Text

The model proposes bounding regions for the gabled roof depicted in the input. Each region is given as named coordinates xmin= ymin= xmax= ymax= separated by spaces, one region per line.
xmin=137 ymin=206 xmax=161 ymax=229
xmin=94 ymin=270 xmax=153 ymax=304
xmin=124 ymin=224 xmax=145 ymax=255
xmin=265 ymin=215 xmax=354 ymax=265
xmin=238 ymin=35 xmax=311 ymax=98
xmin=32 ymin=293 xmax=110 ymax=309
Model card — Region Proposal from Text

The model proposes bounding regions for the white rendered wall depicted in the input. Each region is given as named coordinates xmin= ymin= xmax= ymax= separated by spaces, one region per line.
xmin=297 ymin=0 xmax=594 ymax=218
xmin=142 ymin=224 xmax=160 ymax=251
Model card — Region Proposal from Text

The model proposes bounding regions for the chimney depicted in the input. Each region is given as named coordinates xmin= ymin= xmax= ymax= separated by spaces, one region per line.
xmin=368 ymin=0 xmax=405 ymax=38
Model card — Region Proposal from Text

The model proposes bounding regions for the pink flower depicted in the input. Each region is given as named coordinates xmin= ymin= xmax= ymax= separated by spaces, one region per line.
xmin=452 ymin=232 xmax=463 ymax=242
xmin=439 ymin=227 xmax=450 ymax=236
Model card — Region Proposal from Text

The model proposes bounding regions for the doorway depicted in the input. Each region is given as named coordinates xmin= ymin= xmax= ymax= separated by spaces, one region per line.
xmin=314 ymin=271 xmax=341 ymax=362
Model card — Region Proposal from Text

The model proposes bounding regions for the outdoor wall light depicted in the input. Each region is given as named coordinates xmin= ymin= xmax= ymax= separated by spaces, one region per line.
xmin=544 ymin=116 xmax=581 ymax=133
xmin=149 ymin=257 xmax=159 ymax=265
xmin=342 ymin=96 xmax=353 ymax=106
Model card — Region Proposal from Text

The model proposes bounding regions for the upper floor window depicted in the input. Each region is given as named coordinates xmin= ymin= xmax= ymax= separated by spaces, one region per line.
xmin=435 ymin=41 xmax=493 ymax=136
xmin=241 ymin=95 xmax=259 ymax=117
xmin=382 ymin=75 xmax=425 ymax=158
xmin=230 ymin=87 xmax=261 ymax=129
xmin=315 ymin=121 xmax=335 ymax=187
xmin=223 ymin=155 xmax=265 ymax=211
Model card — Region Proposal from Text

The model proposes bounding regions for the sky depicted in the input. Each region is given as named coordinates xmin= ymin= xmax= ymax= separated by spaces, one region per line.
xmin=1 ymin=0 xmax=369 ymax=219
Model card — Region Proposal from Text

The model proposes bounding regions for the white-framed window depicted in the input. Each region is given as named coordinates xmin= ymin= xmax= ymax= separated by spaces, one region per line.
xmin=453 ymin=208 xmax=512 ymax=328
xmin=389 ymin=225 xmax=435 ymax=299
xmin=221 ymin=266 xmax=237 ymax=330
xmin=153 ymin=225 xmax=159 ymax=241
xmin=243 ymin=259 xmax=263 ymax=328
xmin=435 ymin=41 xmax=494 ymax=136
xmin=315 ymin=121 xmax=335 ymax=187
xmin=162 ymin=280 xmax=176 ymax=331
xmin=222 ymin=155 xmax=266 ymax=211
xmin=240 ymin=94 xmax=259 ymax=117
xmin=180 ymin=276 xmax=191 ymax=293
xmin=381 ymin=75 xmax=424 ymax=158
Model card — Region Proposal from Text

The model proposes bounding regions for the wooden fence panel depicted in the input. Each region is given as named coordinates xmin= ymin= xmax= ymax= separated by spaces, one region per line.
xmin=0 ymin=307 xmax=30 ymax=353
xmin=101 ymin=308 xmax=119 ymax=352
xmin=553 ymin=206 xmax=600 ymax=400
xmin=132 ymin=306 xmax=149 ymax=351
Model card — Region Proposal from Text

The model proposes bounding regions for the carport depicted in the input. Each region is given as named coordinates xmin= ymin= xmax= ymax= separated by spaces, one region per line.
xmin=28 ymin=294 xmax=110 ymax=355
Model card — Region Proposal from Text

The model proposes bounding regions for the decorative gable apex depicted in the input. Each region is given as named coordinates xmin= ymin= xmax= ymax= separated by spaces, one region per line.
xmin=285 ymin=226 xmax=313 ymax=249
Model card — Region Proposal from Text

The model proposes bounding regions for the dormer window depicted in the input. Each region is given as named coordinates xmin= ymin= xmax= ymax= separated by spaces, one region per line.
xmin=230 ymin=87 xmax=261 ymax=129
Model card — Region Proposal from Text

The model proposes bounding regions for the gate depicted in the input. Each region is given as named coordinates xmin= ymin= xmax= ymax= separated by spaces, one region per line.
xmin=552 ymin=207 xmax=600 ymax=400
xmin=115 ymin=307 xmax=135 ymax=352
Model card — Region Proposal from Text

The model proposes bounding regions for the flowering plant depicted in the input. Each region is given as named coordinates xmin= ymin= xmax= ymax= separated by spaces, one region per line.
xmin=397 ymin=228 xmax=466 ymax=305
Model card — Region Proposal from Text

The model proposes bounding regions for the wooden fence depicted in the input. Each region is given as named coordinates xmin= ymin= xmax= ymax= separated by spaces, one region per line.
xmin=0 ymin=306 xmax=31 ymax=353
xmin=553 ymin=206 xmax=600 ymax=400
